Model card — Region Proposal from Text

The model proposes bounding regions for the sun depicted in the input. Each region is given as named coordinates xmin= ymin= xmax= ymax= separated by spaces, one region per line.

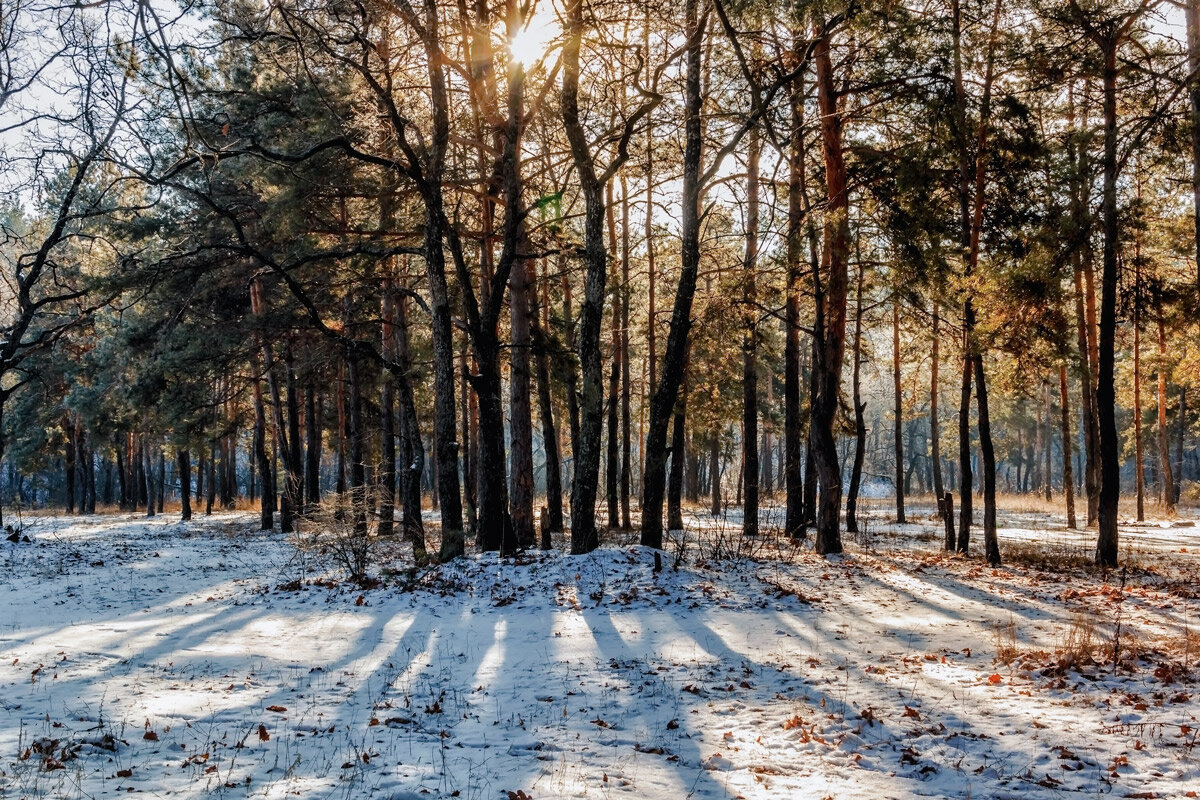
xmin=508 ymin=10 xmax=558 ymax=67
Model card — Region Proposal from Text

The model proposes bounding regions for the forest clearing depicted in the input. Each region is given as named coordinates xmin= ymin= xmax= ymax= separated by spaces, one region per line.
xmin=0 ymin=505 xmax=1197 ymax=799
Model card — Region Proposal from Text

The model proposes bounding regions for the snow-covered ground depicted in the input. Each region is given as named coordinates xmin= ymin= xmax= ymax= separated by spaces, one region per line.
xmin=0 ymin=507 xmax=1197 ymax=799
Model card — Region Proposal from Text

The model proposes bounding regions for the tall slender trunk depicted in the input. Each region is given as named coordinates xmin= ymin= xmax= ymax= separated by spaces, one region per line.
xmin=1189 ymin=0 xmax=1200 ymax=311
xmin=784 ymin=46 xmax=806 ymax=540
xmin=1176 ymin=388 xmax=1188 ymax=505
xmin=606 ymin=182 xmax=621 ymax=528
xmin=419 ymin=0 xmax=464 ymax=557
xmin=562 ymin=271 xmax=581 ymax=469
xmin=1060 ymin=365 xmax=1077 ymax=529
xmin=742 ymin=125 xmax=760 ymax=537
xmin=846 ymin=257 xmax=867 ymax=533
xmin=620 ymin=175 xmax=633 ymax=531
xmin=65 ymin=421 xmax=76 ymax=514
xmin=346 ymin=349 xmax=367 ymax=537
xmin=811 ymin=23 xmax=849 ymax=555
xmin=253 ymin=372 xmax=273 ymax=530
xmin=562 ymin=0 xmax=610 ymax=553
xmin=1134 ymin=299 xmax=1145 ymax=522
xmin=395 ymin=289 xmax=426 ymax=558
xmin=143 ymin=439 xmax=156 ymax=518
xmin=179 ymin=449 xmax=192 ymax=521
xmin=461 ymin=341 xmax=477 ymax=537
xmin=509 ymin=220 xmax=535 ymax=548
xmin=534 ymin=262 xmax=564 ymax=534
xmin=709 ymin=432 xmax=721 ymax=516
xmin=668 ymin=372 xmax=687 ymax=532
xmin=893 ymin=297 xmax=905 ymax=523
xmin=380 ymin=286 xmax=398 ymax=538
xmin=305 ymin=385 xmax=321 ymax=511
xmin=642 ymin=0 xmax=704 ymax=549
xmin=1096 ymin=38 xmax=1121 ymax=567
xmin=1157 ymin=310 xmax=1175 ymax=513
xmin=930 ymin=305 xmax=944 ymax=511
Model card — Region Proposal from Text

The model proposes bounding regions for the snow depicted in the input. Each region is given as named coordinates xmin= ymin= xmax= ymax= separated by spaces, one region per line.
xmin=0 ymin=508 xmax=1197 ymax=799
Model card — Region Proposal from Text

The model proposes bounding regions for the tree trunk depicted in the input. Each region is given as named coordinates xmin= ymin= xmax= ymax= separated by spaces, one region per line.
xmin=1096 ymin=37 xmax=1121 ymax=568
xmin=784 ymin=48 xmax=806 ymax=539
xmin=509 ymin=226 xmax=535 ymax=548
xmin=709 ymin=432 xmax=721 ymax=516
xmin=1157 ymin=311 xmax=1175 ymax=514
xmin=668 ymin=383 xmax=687 ymax=532
xmin=395 ymin=289 xmax=426 ymax=559
xmin=893 ymin=297 xmax=906 ymax=523
xmin=975 ymin=355 xmax=1000 ymax=565
xmin=811 ymin=24 xmax=849 ymax=555
xmin=562 ymin=0 xmax=611 ymax=553
xmin=534 ymin=264 xmax=564 ymax=534
xmin=143 ymin=439 xmax=156 ymax=518
xmin=846 ymin=256 xmax=867 ymax=533
xmin=65 ymin=422 xmax=76 ymax=514
xmin=1134 ymin=301 xmax=1145 ymax=522
xmin=179 ymin=449 xmax=192 ymax=521
xmin=253 ymin=373 xmax=274 ymax=530
xmin=305 ymin=384 xmax=321 ymax=511
xmin=606 ymin=180 xmax=620 ymax=529
xmin=931 ymin=305 xmax=945 ymax=511
xmin=418 ymin=0 xmax=464 ymax=557
xmin=1060 ymin=365 xmax=1077 ymax=529
xmin=346 ymin=349 xmax=367 ymax=537
xmin=380 ymin=288 xmax=397 ymax=539
xmin=620 ymin=175 xmax=633 ymax=532
xmin=641 ymin=0 xmax=704 ymax=549
xmin=742 ymin=125 xmax=760 ymax=537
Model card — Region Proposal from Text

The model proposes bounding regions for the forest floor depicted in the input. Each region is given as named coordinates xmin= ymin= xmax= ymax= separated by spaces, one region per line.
xmin=0 ymin=503 xmax=1197 ymax=799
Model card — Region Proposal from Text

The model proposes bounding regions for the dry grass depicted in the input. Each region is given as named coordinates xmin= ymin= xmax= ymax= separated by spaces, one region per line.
xmin=992 ymin=614 xmax=1020 ymax=663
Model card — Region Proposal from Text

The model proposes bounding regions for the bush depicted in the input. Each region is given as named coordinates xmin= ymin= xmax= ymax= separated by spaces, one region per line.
xmin=294 ymin=486 xmax=382 ymax=585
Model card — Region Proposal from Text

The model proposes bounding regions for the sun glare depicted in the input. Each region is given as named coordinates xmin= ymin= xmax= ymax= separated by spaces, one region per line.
xmin=508 ymin=11 xmax=557 ymax=66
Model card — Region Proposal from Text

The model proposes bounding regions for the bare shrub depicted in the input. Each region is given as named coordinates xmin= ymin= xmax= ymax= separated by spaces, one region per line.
xmin=294 ymin=486 xmax=382 ymax=585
